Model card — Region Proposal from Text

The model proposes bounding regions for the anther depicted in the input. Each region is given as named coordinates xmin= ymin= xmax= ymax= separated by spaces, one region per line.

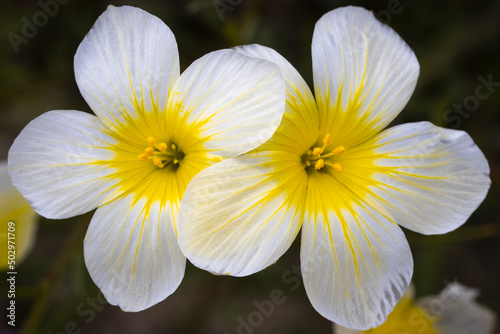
xmin=332 ymin=163 xmax=343 ymax=173
xmin=147 ymin=137 xmax=155 ymax=147
xmin=322 ymin=134 xmax=332 ymax=146
xmin=158 ymin=143 xmax=168 ymax=152
xmin=138 ymin=153 xmax=148 ymax=161
xmin=314 ymin=159 xmax=325 ymax=170
xmin=153 ymin=158 xmax=164 ymax=168
xmin=171 ymin=144 xmax=177 ymax=150
xmin=312 ymin=147 xmax=324 ymax=156
xmin=144 ymin=147 xmax=154 ymax=155
xmin=331 ymin=146 xmax=345 ymax=155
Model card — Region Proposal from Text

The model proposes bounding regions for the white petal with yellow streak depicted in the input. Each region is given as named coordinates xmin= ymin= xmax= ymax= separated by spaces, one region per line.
xmin=84 ymin=192 xmax=185 ymax=312
xmin=234 ymin=44 xmax=319 ymax=153
xmin=8 ymin=110 xmax=121 ymax=219
xmin=312 ymin=6 xmax=419 ymax=146
xmin=301 ymin=171 xmax=413 ymax=330
xmin=362 ymin=121 xmax=490 ymax=234
xmin=0 ymin=161 xmax=38 ymax=270
xmin=166 ymin=49 xmax=285 ymax=157
xmin=178 ymin=151 xmax=306 ymax=276
xmin=75 ymin=5 xmax=179 ymax=136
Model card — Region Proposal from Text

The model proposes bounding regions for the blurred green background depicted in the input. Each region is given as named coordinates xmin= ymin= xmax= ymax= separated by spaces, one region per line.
xmin=1 ymin=0 xmax=499 ymax=333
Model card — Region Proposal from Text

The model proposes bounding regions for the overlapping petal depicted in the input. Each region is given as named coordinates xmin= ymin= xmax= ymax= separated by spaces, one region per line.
xmin=8 ymin=110 xmax=121 ymax=219
xmin=74 ymin=5 xmax=180 ymax=138
xmin=301 ymin=172 xmax=413 ymax=330
xmin=234 ymin=44 xmax=319 ymax=153
xmin=165 ymin=49 xmax=286 ymax=157
xmin=349 ymin=122 xmax=490 ymax=235
xmin=312 ymin=6 xmax=419 ymax=146
xmin=85 ymin=190 xmax=185 ymax=311
xmin=178 ymin=151 xmax=306 ymax=276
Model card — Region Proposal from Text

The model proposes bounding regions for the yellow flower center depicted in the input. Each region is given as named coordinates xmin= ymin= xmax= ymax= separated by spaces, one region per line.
xmin=303 ymin=134 xmax=345 ymax=173
xmin=138 ymin=136 xmax=184 ymax=168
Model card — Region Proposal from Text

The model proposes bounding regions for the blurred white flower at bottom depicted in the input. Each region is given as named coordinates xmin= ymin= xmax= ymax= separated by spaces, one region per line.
xmin=0 ymin=161 xmax=37 ymax=270
xmin=334 ymin=282 xmax=496 ymax=334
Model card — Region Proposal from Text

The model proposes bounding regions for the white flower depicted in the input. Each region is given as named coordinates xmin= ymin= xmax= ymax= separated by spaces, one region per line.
xmin=177 ymin=6 xmax=490 ymax=329
xmin=334 ymin=283 xmax=497 ymax=334
xmin=0 ymin=161 xmax=38 ymax=270
xmin=7 ymin=5 xmax=285 ymax=311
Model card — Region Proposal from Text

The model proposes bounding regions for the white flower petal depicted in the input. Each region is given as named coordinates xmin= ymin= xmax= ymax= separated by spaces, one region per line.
xmin=312 ymin=6 xmax=419 ymax=146
xmin=178 ymin=151 xmax=306 ymax=276
xmin=0 ymin=161 xmax=38 ymax=269
xmin=84 ymin=194 xmax=185 ymax=312
xmin=234 ymin=44 xmax=319 ymax=153
xmin=166 ymin=49 xmax=285 ymax=157
xmin=75 ymin=5 xmax=179 ymax=134
xmin=301 ymin=172 xmax=413 ymax=330
xmin=368 ymin=122 xmax=490 ymax=234
xmin=418 ymin=283 xmax=496 ymax=334
xmin=8 ymin=110 xmax=121 ymax=219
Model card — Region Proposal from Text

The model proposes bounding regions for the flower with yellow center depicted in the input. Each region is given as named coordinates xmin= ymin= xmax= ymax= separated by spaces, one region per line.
xmin=334 ymin=283 xmax=496 ymax=334
xmin=177 ymin=6 xmax=490 ymax=330
xmin=7 ymin=6 xmax=285 ymax=311
xmin=0 ymin=161 xmax=38 ymax=270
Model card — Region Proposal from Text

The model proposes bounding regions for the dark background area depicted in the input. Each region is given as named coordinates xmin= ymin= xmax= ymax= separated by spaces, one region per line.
xmin=1 ymin=0 xmax=499 ymax=333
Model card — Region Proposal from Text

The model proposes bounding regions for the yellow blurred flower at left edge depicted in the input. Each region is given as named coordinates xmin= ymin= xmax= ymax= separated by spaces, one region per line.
xmin=7 ymin=5 xmax=285 ymax=311
xmin=334 ymin=283 xmax=496 ymax=334
xmin=0 ymin=161 xmax=37 ymax=270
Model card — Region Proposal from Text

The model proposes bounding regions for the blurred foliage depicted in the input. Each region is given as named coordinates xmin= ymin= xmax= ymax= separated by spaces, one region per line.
xmin=0 ymin=0 xmax=499 ymax=333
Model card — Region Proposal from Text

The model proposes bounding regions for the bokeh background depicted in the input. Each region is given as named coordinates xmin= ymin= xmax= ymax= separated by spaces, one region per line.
xmin=1 ymin=0 xmax=499 ymax=333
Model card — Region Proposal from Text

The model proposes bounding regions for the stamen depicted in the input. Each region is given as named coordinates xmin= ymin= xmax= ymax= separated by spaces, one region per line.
xmin=147 ymin=137 xmax=156 ymax=147
xmin=312 ymin=147 xmax=324 ymax=156
xmin=322 ymin=134 xmax=332 ymax=146
xmin=304 ymin=134 xmax=345 ymax=173
xmin=153 ymin=158 xmax=164 ymax=168
xmin=311 ymin=133 xmax=332 ymax=157
xmin=158 ymin=143 xmax=168 ymax=152
xmin=314 ymin=159 xmax=325 ymax=170
xmin=332 ymin=163 xmax=342 ymax=173
xmin=138 ymin=137 xmax=182 ymax=168
xmin=331 ymin=146 xmax=345 ymax=155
